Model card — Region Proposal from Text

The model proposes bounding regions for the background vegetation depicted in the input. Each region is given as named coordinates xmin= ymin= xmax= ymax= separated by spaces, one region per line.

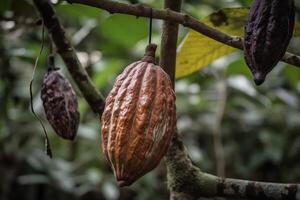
xmin=1 ymin=0 xmax=300 ymax=199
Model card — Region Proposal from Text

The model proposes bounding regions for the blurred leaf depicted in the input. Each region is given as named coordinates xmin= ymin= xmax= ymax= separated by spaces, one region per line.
xmin=274 ymin=89 xmax=299 ymax=108
xmin=18 ymin=174 xmax=49 ymax=184
xmin=1 ymin=0 xmax=11 ymax=14
xmin=227 ymin=75 xmax=257 ymax=97
xmin=283 ymin=65 xmax=300 ymax=89
xmin=100 ymin=14 xmax=148 ymax=47
xmin=102 ymin=182 xmax=119 ymax=200
xmin=77 ymin=124 xmax=98 ymax=140
xmin=176 ymin=8 xmax=300 ymax=79
xmin=294 ymin=22 xmax=300 ymax=37
xmin=9 ymin=0 xmax=34 ymax=18
xmin=93 ymin=59 xmax=124 ymax=89
xmin=226 ymin=57 xmax=251 ymax=77
xmin=56 ymin=4 xmax=103 ymax=19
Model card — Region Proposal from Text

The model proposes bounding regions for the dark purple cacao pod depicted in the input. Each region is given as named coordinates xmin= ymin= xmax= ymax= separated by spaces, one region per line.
xmin=41 ymin=69 xmax=80 ymax=140
xmin=244 ymin=0 xmax=295 ymax=85
xmin=101 ymin=44 xmax=176 ymax=187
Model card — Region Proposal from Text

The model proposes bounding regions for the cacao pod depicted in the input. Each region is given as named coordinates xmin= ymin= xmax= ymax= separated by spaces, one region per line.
xmin=41 ymin=68 xmax=80 ymax=140
xmin=101 ymin=44 xmax=176 ymax=187
xmin=244 ymin=0 xmax=295 ymax=85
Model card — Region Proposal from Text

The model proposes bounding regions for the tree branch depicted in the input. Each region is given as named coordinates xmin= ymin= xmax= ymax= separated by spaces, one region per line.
xmin=166 ymin=134 xmax=300 ymax=199
xmin=68 ymin=0 xmax=300 ymax=69
xmin=159 ymin=0 xmax=181 ymax=85
xmin=158 ymin=0 xmax=184 ymax=199
xmin=33 ymin=0 xmax=105 ymax=114
xmin=33 ymin=0 xmax=300 ymax=199
xmin=212 ymin=78 xmax=227 ymax=177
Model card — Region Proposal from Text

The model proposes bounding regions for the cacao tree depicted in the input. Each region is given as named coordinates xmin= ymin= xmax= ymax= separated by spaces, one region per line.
xmin=1 ymin=0 xmax=300 ymax=199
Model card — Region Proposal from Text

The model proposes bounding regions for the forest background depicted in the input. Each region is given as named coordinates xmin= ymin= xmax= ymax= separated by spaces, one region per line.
xmin=1 ymin=0 xmax=300 ymax=199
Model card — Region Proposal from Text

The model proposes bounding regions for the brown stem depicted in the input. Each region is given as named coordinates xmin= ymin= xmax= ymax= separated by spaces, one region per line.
xmin=142 ymin=43 xmax=157 ymax=63
xmin=158 ymin=1 xmax=186 ymax=200
xmin=68 ymin=0 xmax=300 ymax=69
xmin=159 ymin=0 xmax=181 ymax=85
xmin=213 ymin=78 xmax=227 ymax=177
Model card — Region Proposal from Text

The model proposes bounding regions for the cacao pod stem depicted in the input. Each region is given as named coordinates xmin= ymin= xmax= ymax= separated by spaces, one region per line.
xmin=141 ymin=43 xmax=157 ymax=63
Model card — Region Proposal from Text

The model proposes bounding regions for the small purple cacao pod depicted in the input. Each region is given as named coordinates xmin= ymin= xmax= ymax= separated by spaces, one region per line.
xmin=41 ymin=69 xmax=80 ymax=140
xmin=244 ymin=0 xmax=295 ymax=85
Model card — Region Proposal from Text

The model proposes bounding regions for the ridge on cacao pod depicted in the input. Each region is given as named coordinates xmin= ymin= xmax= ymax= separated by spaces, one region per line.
xmin=243 ymin=0 xmax=295 ymax=85
xmin=41 ymin=67 xmax=80 ymax=140
xmin=101 ymin=43 xmax=176 ymax=187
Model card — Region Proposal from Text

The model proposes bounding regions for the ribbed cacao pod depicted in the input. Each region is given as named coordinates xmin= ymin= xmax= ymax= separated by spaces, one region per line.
xmin=101 ymin=44 xmax=176 ymax=187
xmin=244 ymin=0 xmax=295 ymax=85
xmin=41 ymin=69 xmax=80 ymax=140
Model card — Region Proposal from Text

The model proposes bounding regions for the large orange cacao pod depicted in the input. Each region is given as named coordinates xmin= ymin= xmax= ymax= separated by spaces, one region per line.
xmin=101 ymin=44 xmax=176 ymax=187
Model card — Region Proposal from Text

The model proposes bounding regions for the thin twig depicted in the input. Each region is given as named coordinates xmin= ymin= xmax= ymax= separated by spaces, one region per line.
xmin=29 ymin=25 xmax=53 ymax=158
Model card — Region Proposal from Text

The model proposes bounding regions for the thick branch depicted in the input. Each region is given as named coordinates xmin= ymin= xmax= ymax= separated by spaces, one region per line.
xmin=158 ymin=0 xmax=183 ymax=199
xmin=212 ymin=79 xmax=227 ymax=177
xmin=33 ymin=0 xmax=105 ymax=114
xmin=159 ymin=0 xmax=181 ymax=85
xmin=68 ymin=0 xmax=300 ymax=68
xmin=166 ymin=134 xmax=300 ymax=200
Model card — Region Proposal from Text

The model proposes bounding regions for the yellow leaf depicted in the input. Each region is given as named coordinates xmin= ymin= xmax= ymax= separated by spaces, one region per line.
xmin=176 ymin=8 xmax=300 ymax=79
xmin=294 ymin=22 xmax=300 ymax=36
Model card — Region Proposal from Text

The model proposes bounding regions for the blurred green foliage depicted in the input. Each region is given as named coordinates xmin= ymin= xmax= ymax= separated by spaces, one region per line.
xmin=1 ymin=0 xmax=300 ymax=199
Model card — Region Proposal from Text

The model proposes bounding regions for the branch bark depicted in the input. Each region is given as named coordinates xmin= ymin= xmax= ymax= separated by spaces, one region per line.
xmin=212 ymin=78 xmax=227 ymax=177
xmin=165 ymin=132 xmax=300 ymax=200
xmin=158 ymin=0 xmax=184 ymax=199
xmin=33 ymin=0 xmax=300 ymax=199
xmin=159 ymin=0 xmax=181 ymax=85
xmin=68 ymin=0 xmax=300 ymax=69
xmin=33 ymin=0 xmax=105 ymax=114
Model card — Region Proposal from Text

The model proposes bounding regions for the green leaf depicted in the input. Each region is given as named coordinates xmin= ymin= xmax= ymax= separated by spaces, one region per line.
xmin=283 ymin=65 xmax=300 ymax=89
xmin=226 ymin=57 xmax=251 ymax=77
xmin=100 ymin=14 xmax=148 ymax=47
xmin=0 ymin=0 xmax=11 ymax=14
xmin=93 ymin=59 xmax=124 ymax=89
xmin=56 ymin=4 xmax=102 ymax=19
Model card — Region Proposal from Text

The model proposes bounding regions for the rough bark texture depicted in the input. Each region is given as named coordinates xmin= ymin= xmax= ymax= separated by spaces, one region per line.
xmin=244 ymin=0 xmax=295 ymax=85
xmin=101 ymin=44 xmax=176 ymax=187
xmin=41 ymin=69 xmax=79 ymax=140
xmin=68 ymin=0 xmax=300 ymax=69
xmin=160 ymin=0 xmax=181 ymax=85
xmin=166 ymin=134 xmax=300 ymax=199
xmin=158 ymin=0 xmax=187 ymax=199
xmin=33 ymin=0 xmax=104 ymax=114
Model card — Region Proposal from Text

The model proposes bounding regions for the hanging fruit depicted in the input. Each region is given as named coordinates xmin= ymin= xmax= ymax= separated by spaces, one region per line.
xmin=41 ymin=57 xmax=80 ymax=141
xmin=243 ymin=0 xmax=295 ymax=85
xmin=101 ymin=44 xmax=176 ymax=187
